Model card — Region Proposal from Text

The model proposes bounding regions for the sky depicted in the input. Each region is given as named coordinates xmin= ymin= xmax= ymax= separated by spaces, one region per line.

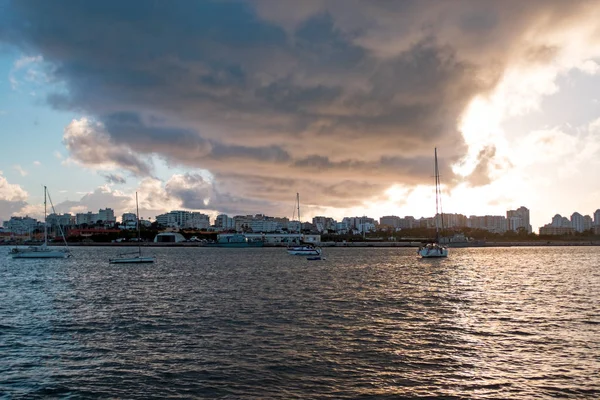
xmin=1 ymin=0 xmax=600 ymax=231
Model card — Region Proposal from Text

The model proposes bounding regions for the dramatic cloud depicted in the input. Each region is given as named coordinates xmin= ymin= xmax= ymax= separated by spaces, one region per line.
xmin=2 ymin=0 xmax=600 ymax=220
xmin=0 ymin=172 xmax=29 ymax=222
xmin=103 ymin=173 xmax=126 ymax=185
xmin=62 ymin=118 xmax=153 ymax=176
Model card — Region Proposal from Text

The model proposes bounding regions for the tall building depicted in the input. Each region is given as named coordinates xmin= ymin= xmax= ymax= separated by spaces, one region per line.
xmin=583 ymin=215 xmax=593 ymax=231
xmin=506 ymin=206 xmax=532 ymax=233
xmin=98 ymin=208 xmax=116 ymax=224
xmin=313 ymin=216 xmax=337 ymax=232
xmin=594 ymin=209 xmax=600 ymax=226
xmin=46 ymin=213 xmax=75 ymax=228
xmin=468 ymin=215 xmax=507 ymax=233
xmin=570 ymin=212 xmax=585 ymax=232
xmin=76 ymin=212 xmax=97 ymax=225
xmin=379 ymin=216 xmax=401 ymax=229
xmin=215 ymin=214 xmax=235 ymax=230
xmin=122 ymin=213 xmax=137 ymax=223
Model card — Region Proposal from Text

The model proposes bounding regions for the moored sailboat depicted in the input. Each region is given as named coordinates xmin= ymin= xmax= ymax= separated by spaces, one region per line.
xmin=418 ymin=148 xmax=449 ymax=258
xmin=11 ymin=186 xmax=71 ymax=259
xmin=109 ymin=192 xmax=155 ymax=264
xmin=286 ymin=192 xmax=322 ymax=256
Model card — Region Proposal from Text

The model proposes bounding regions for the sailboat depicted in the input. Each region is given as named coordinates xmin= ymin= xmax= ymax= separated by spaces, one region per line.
xmin=418 ymin=148 xmax=449 ymax=258
xmin=109 ymin=192 xmax=155 ymax=264
xmin=10 ymin=186 xmax=71 ymax=259
xmin=286 ymin=192 xmax=322 ymax=256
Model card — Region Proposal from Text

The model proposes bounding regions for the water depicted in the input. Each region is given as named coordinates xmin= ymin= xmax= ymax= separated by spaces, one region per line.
xmin=1 ymin=246 xmax=599 ymax=399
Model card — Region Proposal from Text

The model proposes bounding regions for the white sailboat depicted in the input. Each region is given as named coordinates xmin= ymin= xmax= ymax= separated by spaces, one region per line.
xmin=11 ymin=186 xmax=71 ymax=259
xmin=287 ymin=192 xmax=322 ymax=256
xmin=418 ymin=148 xmax=449 ymax=258
xmin=109 ymin=192 xmax=155 ymax=264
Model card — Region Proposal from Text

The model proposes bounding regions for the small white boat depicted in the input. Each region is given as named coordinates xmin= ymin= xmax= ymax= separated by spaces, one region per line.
xmin=109 ymin=192 xmax=155 ymax=264
xmin=418 ymin=243 xmax=448 ymax=258
xmin=11 ymin=186 xmax=72 ymax=259
xmin=11 ymin=244 xmax=71 ymax=259
xmin=109 ymin=254 xmax=156 ymax=264
xmin=287 ymin=245 xmax=322 ymax=256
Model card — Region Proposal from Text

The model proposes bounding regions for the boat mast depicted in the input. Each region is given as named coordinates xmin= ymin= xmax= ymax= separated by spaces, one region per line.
xmin=296 ymin=192 xmax=301 ymax=233
xmin=434 ymin=149 xmax=440 ymax=243
xmin=136 ymin=192 xmax=141 ymax=257
xmin=44 ymin=185 xmax=48 ymax=247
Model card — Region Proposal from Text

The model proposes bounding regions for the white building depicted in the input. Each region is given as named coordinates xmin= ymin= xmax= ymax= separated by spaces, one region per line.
xmin=46 ymin=213 xmax=74 ymax=228
xmin=570 ymin=212 xmax=586 ymax=232
xmin=186 ymin=212 xmax=210 ymax=229
xmin=506 ymin=206 xmax=532 ymax=233
xmin=76 ymin=212 xmax=97 ymax=225
xmin=98 ymin=208 xmax=116 ymax=224
xmin=594 ymin=209 xmax=600 ymax=226
xmin=215 ymin=214 xmax=235 ymax=230
xmin=122 ymin=213 xmax=137 ymax=223
xmin=2 ymin=216 xmax=39 ymax=234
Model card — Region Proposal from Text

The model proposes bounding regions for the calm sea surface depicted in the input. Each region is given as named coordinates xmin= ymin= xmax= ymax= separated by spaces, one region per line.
xmin=1 ymin=246 xmax=599 ymax=399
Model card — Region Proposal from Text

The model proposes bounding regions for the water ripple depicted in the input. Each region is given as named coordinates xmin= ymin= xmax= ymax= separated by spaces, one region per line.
xmin=1 ymin=246 xmax=599 ymax=398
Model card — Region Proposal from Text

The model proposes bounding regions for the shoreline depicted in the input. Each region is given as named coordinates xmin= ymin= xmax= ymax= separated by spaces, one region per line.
xmin=2 ymin=241 xmax=600 ymax=248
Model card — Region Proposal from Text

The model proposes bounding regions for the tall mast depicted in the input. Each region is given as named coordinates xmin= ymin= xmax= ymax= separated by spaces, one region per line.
xmin=434 ymin=149 xmax=440 ymax=242
xmin=296 ymin=192 xmax=300 ymax=233
xmin=44 ymin=185 xmax=48 ymax=247
xmin=136 ymin=192 xmax=141 ymax=256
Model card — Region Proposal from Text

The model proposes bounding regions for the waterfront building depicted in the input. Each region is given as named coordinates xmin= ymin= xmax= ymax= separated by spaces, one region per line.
xmin=76 ymin=212 xmax=97 ymax=225
xmin=468 ymin=215 xmax=507 ymax=233
xmin=122 ymin=212 xmax=137 ymax=223
xmin=379 ymin=216 xmax=401 ymax=229
xmin=594 ymin=209 xmax=600 ymax=226
xmin=46 ymin=213 xmax=75 ymax=228
xmin=539 ymin=225 xmax=576 ymax=235
xmin=399 ymin=216 xmax=416 ymax=229
xmin=215 ymin=214 xmax=235 ymax=230
xmin=570 ymin=212 xmax=586 ymax=232
xmin=2 ymin=216 xmax=39 ymax=234
xmin=313 ymin=216 xmax=337 ymax=232
xmin=506 ymin=206 xmax=532 ymax=233
xmin=583 ymin=215 xmax=593 ymax=231
xmin=186 ymin=212 xmax=210 ymax=229
xmin=98 ymin=208 xmax=116 ymax=224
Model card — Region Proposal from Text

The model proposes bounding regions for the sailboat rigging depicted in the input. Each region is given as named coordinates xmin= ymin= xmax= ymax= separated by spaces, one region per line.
xmin=418 ymin=148 xmax=449 ymax=258
xmin=109 ymin=192 xmax=156 ymax=264
xmin=287 ymin=192 xmax=322 ymax=256
xmin=10 ymin=186 xmax=71 ymax=259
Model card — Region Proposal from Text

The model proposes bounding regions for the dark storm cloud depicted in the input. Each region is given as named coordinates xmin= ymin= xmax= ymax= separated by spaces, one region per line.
xmin=103 ymin=173 xmax=126 ymax=185
xmin=1 ymin=0 xmax=597 ymax=213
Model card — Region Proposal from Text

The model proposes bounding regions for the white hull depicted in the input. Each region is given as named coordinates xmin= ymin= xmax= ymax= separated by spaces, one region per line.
xmin=418 ymin=247 xmax=449 ymax=258
xmin=287 ymin=247 xmax=322 ymax=256
xmin=109 ymin=256 xmax=155 ymax=264
xmin=11 ymin=248 xmax=70 ymax=259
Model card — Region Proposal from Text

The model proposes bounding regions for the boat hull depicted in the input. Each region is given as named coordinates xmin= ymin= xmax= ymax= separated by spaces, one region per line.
xmin=287 ymin=247 xmax=322 ymax=256
xmin=109 ymin=256 xmax=156 ymax=264
xmin=12 ymin=250 xmax=70 ymax=259
xmin=418 ymin=247 xmax=449 ymax=258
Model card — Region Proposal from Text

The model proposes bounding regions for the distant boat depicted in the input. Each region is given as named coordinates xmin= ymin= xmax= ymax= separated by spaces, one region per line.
xmin=205 ymin=234 xmax=264 ymax=248
xmin=11 ymin=186 xmax=71 ymax=259
xmin=288 ymin=244 xmax=322 ymax=256
xmin=286 ymin=192 xmax=321 ymax=255
xmin=418 ymin=148 xmax=449 ymax=258
xmin=109 ymin=192 xmax=155 ymax=264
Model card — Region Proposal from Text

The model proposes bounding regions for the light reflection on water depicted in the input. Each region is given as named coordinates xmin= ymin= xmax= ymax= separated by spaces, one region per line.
xmin=0 ymin=246 xmax=598 ymax=398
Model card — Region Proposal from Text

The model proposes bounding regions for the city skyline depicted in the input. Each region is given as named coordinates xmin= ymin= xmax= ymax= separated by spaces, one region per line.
xmin=2 ymin=1 xmax=600 ymax=231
